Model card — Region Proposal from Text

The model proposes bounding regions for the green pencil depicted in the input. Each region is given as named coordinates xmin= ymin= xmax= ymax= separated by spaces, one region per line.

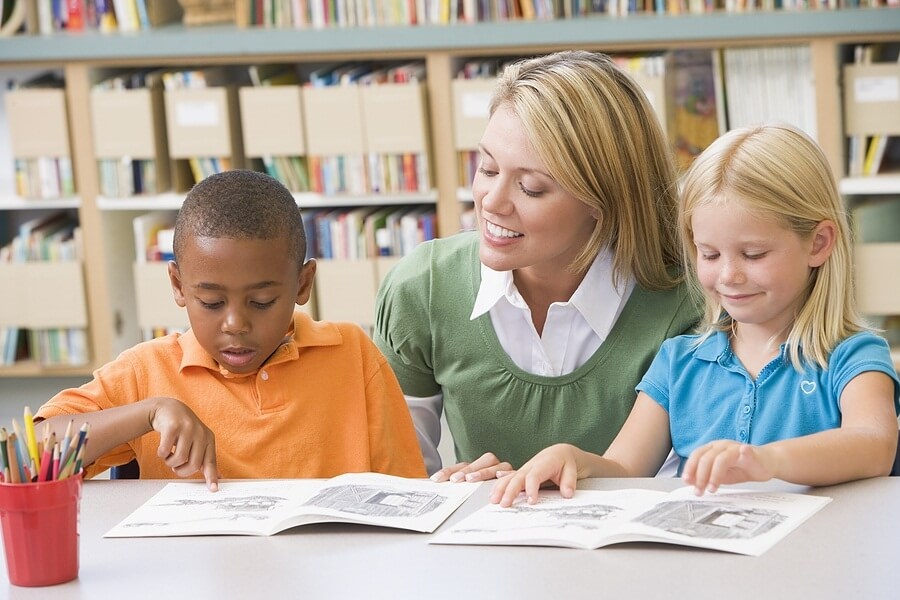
xmin=0 ymin=428 xmax=8 ymax=475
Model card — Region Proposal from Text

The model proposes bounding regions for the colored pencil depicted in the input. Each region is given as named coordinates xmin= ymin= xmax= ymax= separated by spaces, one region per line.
xmin=58 ymin=420 xmax=74 ymax=470
xmin=23 ymin=406 xmax=40 ymax=472
xmin=51 ymin=444 xmax=60 ymax=481
xmin=7 ymin=435 xmax=21 ymax=484
xmin=0 ymin=428 xmax=8 ymax=475
xmin=38 ymin=434 xmax=54 ymax=482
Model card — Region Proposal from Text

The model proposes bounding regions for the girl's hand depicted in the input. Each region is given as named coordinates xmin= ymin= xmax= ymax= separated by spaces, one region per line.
xmin=489 ymin=444 xmax=584 ymax=507
xmin=682 ymin=441 xmax=775 ymax=495
xmin=429 ymin=452 xmax=513 ymax=483
xmin=149 ymin=398 xmax=220 ymax=491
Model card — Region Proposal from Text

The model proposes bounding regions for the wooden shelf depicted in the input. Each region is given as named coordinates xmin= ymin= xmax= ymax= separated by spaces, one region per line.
xmin=0 ymin=195 xmax=81 ymax=210
xmin=840 ymin=175 xmax=900 ymax=196
xmin=96 ymin=191 xmax=437 ymax=211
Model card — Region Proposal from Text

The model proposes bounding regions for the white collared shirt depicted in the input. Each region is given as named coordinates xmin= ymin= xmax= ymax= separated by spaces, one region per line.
xmin=470 ymin=251 xmax=634 ymax=376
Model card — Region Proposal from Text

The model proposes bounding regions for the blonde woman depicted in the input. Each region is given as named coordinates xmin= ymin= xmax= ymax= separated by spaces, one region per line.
xmin=375 ymin=51 xmax=698 ymax=479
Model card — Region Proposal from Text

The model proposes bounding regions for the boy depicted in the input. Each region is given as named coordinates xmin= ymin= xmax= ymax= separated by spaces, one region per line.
xmin=36 ymin=170 xmax=426 ymax=490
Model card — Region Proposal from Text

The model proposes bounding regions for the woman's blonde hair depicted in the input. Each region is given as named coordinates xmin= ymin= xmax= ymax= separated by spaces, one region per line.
xmin=491 ymin=50 xmax=682 ymax=290
xmin=678 ymin=123 xmax=866 ymax=370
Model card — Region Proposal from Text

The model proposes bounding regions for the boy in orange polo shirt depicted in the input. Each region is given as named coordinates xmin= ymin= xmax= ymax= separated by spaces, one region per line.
xmin=36 ymin=170 xmax=426 ymax=489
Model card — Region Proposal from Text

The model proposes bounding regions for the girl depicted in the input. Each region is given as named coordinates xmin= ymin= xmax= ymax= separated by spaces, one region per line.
xmin=491 ymin=123 xmax=900 ymax=505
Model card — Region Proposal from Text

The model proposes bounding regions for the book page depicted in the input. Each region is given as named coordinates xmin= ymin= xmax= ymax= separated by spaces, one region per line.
xmin=431 ymin=489 xmax=667 ymax=549
xmin=105 ymin=473 xmax=480 ymax=537
xmin=432 ymin=486 xmax=831 ymax=556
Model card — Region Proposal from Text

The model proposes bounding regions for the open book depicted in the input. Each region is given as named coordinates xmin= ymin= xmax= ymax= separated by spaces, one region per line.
xmin=431 ymin=486 xmax=831 ymax=556
xmin=105 ymin=472 xmax=479 ymax=537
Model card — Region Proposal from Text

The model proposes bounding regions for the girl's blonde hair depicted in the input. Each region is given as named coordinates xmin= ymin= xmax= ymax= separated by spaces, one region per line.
xmin=678 ymin=123 xmax=866 ymax=370
xmin=491 ymin=50 xmax=682 ymax=290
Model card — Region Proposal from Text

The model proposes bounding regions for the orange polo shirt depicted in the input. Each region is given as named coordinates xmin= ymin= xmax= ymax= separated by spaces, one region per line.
xmin=37 ymin=311 xmax=426 ymax=479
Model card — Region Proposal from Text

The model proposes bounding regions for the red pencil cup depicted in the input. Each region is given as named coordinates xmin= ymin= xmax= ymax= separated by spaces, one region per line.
xmin=0 ymin=474 xmax=83 ymax=587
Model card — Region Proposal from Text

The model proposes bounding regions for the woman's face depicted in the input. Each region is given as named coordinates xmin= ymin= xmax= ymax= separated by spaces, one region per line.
xmin=471 ymin=104 xmax=596 ymax=275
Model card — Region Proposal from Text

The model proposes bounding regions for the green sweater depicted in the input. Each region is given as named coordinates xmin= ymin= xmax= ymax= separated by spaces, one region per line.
xmin=374 ymin=232 xmax=699 ymax=469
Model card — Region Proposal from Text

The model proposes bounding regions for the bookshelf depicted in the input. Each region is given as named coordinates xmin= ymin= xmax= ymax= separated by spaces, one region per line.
xmin=0 ymin=10 xmax=898 ymax=379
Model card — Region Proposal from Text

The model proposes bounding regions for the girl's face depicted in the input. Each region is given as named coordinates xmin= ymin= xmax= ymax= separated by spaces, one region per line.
xmin=691 ymin=201 xmax=821 ymax=340
xmin=471 ymin=104 xmax=596 ymax=276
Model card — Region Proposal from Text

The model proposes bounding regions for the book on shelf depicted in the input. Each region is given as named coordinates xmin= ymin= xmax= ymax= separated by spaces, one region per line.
xmin=105 ymin=472 xmax=479 ymax=538
xmin=432 ymin=485 xmax=832 ymax=557
xmin=666 ymin=48 xmax=725 ymax=171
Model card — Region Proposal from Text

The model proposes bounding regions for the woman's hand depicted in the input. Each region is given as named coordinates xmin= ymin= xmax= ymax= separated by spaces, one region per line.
xmin=429 ymin=452 xmax=513 ymax=483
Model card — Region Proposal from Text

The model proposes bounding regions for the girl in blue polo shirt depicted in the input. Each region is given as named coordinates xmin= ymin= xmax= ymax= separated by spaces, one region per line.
xmin=491 ymin=123 xmax=900 ymax=506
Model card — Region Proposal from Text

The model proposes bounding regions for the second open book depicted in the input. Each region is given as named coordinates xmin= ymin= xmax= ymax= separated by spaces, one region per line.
xmin=431 ymin=485 xmax=831 ymax=556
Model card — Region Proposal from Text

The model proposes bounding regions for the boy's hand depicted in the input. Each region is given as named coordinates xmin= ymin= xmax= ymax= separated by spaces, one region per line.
xmin=682 ymin=441 xmax=774 ymax=495
xmin=429 ymin=452 xmax=513 ymax=484
xmin=149 ymin=398 xmax=220 ymax=492
xmin=488 ymin=444 xmax=583 ymax=508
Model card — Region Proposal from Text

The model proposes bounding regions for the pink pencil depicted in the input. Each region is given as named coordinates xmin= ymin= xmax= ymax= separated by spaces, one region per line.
xmin=51 ymin=444 xmax=60 ymax=481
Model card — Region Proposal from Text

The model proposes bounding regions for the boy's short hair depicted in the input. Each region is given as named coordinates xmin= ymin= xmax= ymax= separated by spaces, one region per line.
xmin=173 ymin=170 xmax=306 ymax=267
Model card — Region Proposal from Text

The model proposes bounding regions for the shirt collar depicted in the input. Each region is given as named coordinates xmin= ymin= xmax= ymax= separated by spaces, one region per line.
xmin=177 ymin=310 xmax=342 ymax=376
xmin=470 ymin=250 xmax=632 ymax=339
xmin=693 ymin=329 xmax=790 ymax=364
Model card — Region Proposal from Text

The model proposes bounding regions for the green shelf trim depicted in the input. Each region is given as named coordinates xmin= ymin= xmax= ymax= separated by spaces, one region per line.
xmin=1 ymin=10 xmax=898 ymax=63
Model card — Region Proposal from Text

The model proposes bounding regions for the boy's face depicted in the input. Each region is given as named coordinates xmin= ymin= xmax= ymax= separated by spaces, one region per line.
xmin=167 ymin=235 xmax=315 ymax=375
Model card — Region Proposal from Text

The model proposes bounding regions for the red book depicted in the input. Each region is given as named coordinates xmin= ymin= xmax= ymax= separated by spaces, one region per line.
xmin=67 ymin=0 xmax=84 ymax=29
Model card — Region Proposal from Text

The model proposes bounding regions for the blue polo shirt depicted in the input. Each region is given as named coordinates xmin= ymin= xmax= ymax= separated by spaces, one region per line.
xmin=637 ymin=330 xmax=900 ymax=473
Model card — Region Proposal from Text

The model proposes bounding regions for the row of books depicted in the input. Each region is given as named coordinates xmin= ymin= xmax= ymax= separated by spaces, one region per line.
xmin=0 ymin=211 xmax=89 ymax=366
xmin=19 ymin=0 xmax=182 ymax=34
xmin=13 ymin=158 xmax=75 ymax=200
xmin=236 ymin=0 xmax=898 ymax=27
xmin=302 ymin=204 xmax=437 ymax=260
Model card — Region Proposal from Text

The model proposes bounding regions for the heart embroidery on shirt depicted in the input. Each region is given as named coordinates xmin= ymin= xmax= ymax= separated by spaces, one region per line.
xmin=800 ymin=381 xmax=816 ymax=395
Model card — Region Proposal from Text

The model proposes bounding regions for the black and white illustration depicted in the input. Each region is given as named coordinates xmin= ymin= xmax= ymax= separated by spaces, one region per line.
xmin=304 ymin=485 xmax=446 ymax=518
xmin=634 ymin=500 xmax=784 ymax=539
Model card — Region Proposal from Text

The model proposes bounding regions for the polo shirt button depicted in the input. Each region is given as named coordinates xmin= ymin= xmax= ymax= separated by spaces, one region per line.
xmin=739 ymin=430 xmax=746 ymax=440
xmin=261 ymin=371 xmax=269 ymax=381
xmin=742 ymin=405 xmax=751 ymax=414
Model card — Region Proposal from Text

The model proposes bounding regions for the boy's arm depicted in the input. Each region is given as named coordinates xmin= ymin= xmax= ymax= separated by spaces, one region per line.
xmin=38 ymin=397 xmax=220 ymax=491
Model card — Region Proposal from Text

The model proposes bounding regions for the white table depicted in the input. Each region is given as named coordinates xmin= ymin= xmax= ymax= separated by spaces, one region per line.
xmin=2 ymin=477 xmax=897 ymax=599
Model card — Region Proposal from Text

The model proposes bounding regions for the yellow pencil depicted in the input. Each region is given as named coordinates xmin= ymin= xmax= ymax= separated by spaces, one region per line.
xmin=23 ymin=406 xmax=41 ymax=472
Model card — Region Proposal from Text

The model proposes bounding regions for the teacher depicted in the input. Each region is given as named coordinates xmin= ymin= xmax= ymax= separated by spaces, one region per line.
xmin=374 ymin=51 xmax=699 ymax=481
